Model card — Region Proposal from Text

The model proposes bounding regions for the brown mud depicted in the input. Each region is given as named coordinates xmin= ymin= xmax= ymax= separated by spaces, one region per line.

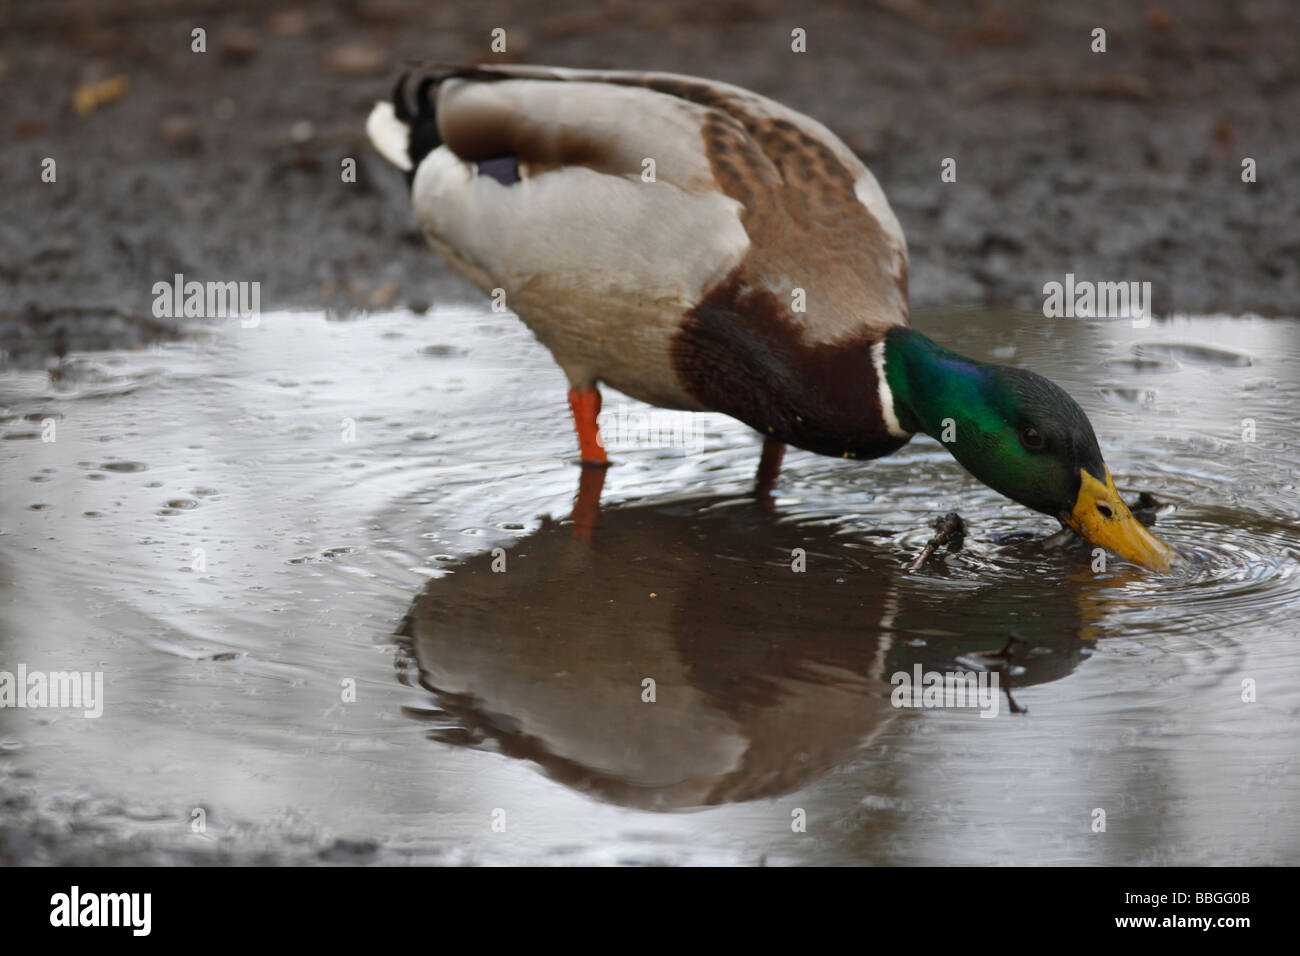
xmin=2 ymin=0 xmax=1298 ymax=365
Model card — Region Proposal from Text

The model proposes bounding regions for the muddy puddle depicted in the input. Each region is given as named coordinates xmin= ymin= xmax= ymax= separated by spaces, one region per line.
xmin=1 ymin=307 xmax=1298 ymax=864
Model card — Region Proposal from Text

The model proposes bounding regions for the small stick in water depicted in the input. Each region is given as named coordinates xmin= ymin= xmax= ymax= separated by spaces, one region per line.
xmin=907 ymin=511 xmax=966 ymax=571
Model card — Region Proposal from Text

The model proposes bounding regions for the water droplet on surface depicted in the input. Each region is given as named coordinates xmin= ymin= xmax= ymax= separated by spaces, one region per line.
xmin=1134 ymin=342 xmax=1253 ymax=367
xmin=101 ymin=461 xmax=148 ymax=473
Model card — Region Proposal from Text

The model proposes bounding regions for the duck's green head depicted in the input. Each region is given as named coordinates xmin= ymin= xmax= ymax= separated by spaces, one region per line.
xmin=882 ymin=327 xmax=1178 ymax=571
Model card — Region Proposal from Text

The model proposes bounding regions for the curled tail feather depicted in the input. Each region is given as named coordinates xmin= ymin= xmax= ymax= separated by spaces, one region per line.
xmin=366 ymin=72 xmax=445 ymax=181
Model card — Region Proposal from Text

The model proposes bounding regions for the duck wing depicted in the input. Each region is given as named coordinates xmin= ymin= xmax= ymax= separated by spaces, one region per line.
xmin=387 ymin=65 xmax=908 ymax=342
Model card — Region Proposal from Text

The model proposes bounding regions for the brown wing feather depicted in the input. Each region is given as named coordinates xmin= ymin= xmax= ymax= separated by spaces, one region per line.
xmin=420 ymin=65 xmax=908 ymax=341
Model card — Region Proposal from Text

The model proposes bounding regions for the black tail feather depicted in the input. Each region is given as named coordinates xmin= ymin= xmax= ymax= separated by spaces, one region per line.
xmin=392 ymin=74 xmax=413 ymax=123
xmin=415 ymin=76 xmax=438 ymax=114
xmin=391 ymin=71 xmax=444 ymax=182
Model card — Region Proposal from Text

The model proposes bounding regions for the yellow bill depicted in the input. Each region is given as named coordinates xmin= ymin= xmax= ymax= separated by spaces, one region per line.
xmin=1067 ymin=468 xmax=1179 ymax=572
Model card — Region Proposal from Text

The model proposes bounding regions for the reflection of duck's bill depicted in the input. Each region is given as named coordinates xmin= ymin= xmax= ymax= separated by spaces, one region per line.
xmin=1066 ymin=468 xmax=1179 ymax=572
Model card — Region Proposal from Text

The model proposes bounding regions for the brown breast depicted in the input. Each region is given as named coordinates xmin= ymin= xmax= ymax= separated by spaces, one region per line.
xmin=673 ymin=267 xmax=909 ymax=460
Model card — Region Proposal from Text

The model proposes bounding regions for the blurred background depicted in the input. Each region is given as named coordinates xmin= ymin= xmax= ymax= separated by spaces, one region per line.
xmin=1 ymin=0 xmax=1297 ymax=365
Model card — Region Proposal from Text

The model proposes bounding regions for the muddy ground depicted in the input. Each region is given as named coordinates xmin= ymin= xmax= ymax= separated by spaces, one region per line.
xmin=1 ymin=0 xmax=1297 ymax=364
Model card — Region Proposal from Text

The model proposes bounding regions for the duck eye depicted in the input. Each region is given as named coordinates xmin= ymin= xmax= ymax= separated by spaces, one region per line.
xmin=1096 ymin=503 xmax=1113 ymax=518
xmin=1020 ymin=425 xmax=1045 ymax=450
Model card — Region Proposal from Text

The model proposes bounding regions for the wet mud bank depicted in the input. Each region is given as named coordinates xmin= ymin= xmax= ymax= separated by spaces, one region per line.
xmin=3 ymin=0 xmax=1299 ymax=365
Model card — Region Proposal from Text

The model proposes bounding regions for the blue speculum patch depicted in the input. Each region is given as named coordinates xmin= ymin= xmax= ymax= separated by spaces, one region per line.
xmin=478 ymin=156 xmax=519 ymax=186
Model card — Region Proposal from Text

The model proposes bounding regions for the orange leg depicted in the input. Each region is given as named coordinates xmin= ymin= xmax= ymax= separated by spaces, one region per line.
xmin=755 ymin=437 xmax=785 ymax=496
xmin=570 ymin=463 xmax=607 ymax=543
xmin=567 ymin=387 xmax=609 ymax=466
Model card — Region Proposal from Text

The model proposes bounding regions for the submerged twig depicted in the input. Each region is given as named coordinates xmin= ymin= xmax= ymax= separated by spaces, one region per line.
xmin=906 ymin=511 xmax=966 ymax=571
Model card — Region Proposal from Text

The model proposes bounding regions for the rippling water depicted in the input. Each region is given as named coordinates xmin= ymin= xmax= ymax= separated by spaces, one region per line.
xmin=1 ymin=308 xmax=1297 ymax=864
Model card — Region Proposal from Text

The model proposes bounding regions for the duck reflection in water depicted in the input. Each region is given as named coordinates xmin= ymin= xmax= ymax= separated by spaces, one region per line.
xmin=396 ymin=474 xmax=1118 ymax=811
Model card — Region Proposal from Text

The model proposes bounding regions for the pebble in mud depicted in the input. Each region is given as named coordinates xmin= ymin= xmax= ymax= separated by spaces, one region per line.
xmin=324 ymin=42 xmax=387 ymax=76
xmin=159 ymin=115 xmax=201 ymax=152
xmin=218 ymin=28 xmax=260 ymax=63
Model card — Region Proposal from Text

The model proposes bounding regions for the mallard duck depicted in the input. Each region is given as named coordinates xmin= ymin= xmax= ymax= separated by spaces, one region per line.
xmin=367 ymin=65 xmax=1177 ymax=571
